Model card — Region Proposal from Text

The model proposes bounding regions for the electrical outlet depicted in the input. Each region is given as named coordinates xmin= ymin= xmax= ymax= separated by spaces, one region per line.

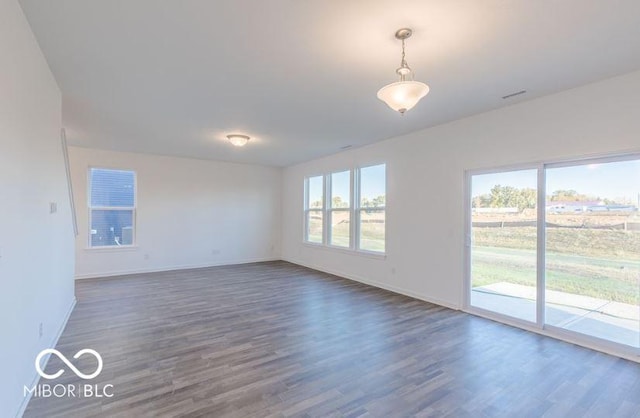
xmin=39 ymin=323 xmax=43 ymax=338
xmin=49 ymin=202 xmax=57 ymax=214
xmin=211 ymin=249 xmax=220 ymax=256
xmin=144 ymin=254 xmax=150 ymax=260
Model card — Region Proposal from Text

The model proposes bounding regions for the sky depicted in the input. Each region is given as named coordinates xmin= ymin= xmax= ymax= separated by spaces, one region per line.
xmin=331 ymin=170 xmax=350 ymax=204
xmin=472 ymin=159 xmax=640 ymax=203
xmin=308 ymin=176 xmax=323 ymax=205
xmin=359 ymin=164 xmax=386 ymax=201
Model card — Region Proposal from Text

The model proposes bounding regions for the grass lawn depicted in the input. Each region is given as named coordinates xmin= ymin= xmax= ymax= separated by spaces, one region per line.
xmin=325 ymin=211 xmax=385 ymax=252
xmin=309 ymin=214 xmax=385 ymax=253
xmin=471 ymin=227 xmax=640 ymax=304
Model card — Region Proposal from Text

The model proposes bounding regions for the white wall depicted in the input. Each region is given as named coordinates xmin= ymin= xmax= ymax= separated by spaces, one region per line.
xmin=282 ymin=70 xmax=640 ymax=309
xmin=0 ymin=0 xmax=76 ymax=416
xmin=69 ymin=147 xmax=282 ymax=278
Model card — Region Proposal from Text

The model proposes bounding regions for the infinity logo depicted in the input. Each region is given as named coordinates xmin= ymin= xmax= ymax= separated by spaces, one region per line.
xmin=35 ymin=349 xmax=103 ymax=380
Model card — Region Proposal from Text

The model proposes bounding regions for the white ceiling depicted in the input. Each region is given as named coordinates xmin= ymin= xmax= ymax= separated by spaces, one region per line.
xmin=19 ymin=0 xmax=640 ymax=167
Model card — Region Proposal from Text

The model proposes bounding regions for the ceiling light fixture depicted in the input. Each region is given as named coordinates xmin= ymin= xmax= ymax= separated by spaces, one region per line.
xmin=377 ymin=28 xmax=429 ymax=115
xmin=227 ymin=134 xmax=250 ymax=147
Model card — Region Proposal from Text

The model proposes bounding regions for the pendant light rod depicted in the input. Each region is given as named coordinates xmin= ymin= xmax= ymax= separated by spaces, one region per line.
xmin=396 ymin=28 xmax=412 ymax=81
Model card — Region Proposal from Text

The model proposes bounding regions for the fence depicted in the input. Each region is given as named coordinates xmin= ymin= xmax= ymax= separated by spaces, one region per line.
xmin=472 ymin=221 xmax=640 ymax=231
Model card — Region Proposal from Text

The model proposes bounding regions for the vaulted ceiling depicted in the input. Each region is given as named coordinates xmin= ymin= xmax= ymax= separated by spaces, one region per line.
xmin=19 ymin=0 xmax=640 ymax=166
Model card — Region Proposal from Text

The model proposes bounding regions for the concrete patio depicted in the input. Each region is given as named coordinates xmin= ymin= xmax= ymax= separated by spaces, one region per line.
xmin=472 ymin=282 xmax=640 ymax=347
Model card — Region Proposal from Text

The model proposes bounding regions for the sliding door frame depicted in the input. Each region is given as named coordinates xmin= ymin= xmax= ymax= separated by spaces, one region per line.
xmin=464 ymin=152 xmax=640 ymax=362
xmin=536 ymin=164 xmax=546 ymax=327
xmin=463 ymin=163 xmax=543 ymax=331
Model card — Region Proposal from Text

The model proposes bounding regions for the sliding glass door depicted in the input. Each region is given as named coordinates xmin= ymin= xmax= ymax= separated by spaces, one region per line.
xmin=467 ymin=156 xmax=640 ymax=352
xmin=545 ymin=160 xmax=640 ymax=347
xmin=469 ymin=169 xmax=538 ymax=322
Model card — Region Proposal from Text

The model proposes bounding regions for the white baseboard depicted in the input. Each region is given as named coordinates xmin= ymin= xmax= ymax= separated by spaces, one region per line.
xmin=76 ymin=255 xmax=461 ymax=310
xmin=15 ymin=297 xmax=77 ymax=418
xmin=282 ymin=257 xmax=461 ymax=311
xmin=75 ymin=257 xmax=281 ymax=280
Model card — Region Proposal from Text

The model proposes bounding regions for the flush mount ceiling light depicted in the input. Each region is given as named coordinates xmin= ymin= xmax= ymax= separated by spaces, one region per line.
xmin=377 ymin=28 xmax=430 ymax=115
xmin=227 ymin=134 xmax=250 ymax=147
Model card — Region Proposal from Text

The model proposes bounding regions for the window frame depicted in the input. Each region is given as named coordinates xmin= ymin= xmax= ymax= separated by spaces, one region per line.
xmin=87 ymin=167 xmax=138 ymax=249
xmin=355 ymin=164 xmax=387 ymax=255
xmin=302 ymin=163 xmax=386 ymax=257
xmin=303 ymin=174 xmax=325 ymax=245
xmin=327 ymin=170 xmax=353 ymax=249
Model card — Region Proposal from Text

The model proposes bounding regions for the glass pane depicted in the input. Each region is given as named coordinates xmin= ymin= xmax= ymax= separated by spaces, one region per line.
xmin=306 ymin=210 xmax=323 ymax=244
xmin=331 ymin=171 xmax=350 ymax=208
xmin=546 ymin=160 xmax=640 ymax=347
xmin=359 ymin=209 xmax=385 ymax=252
xmin=91 ymin=209 xmax=134 ymax=247
xmin=330 ymin=211 xmax=350 ymax=247
xmin=470 ymin=169 xmax=538 ymax=322
xmin=307 ymin=176 xmax=323 ymax=209
xmin=360 ymin=164 xmax=386 ymax=208
xmin=90 ymin=168 xmax=135 ymax=207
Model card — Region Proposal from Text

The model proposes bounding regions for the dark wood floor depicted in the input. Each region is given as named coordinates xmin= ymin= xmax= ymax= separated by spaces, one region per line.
xmin=25 ymin=261 xmax=640 ymax=417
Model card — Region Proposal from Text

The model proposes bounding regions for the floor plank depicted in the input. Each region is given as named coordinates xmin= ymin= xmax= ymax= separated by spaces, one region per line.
xmin=24 ymin=261 xmax=640 ymax=417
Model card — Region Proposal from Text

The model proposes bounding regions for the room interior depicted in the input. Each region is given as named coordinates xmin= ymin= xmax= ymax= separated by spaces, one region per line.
xmin=3 ymin=0 xmax=640 ymax=416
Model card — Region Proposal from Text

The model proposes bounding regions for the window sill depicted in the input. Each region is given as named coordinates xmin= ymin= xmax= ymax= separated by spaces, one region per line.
xmin=84 ymin=245 xmax=139 ymax=252
xmin=302 ymin=242 xmax=386 ymax=260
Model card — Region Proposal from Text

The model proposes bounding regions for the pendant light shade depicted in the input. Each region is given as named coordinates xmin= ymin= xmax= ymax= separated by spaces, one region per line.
xmin=377 ymin=81 xmax=429 ymax=114
xmin=377 ymin=28 xmax=429 ymax=114
xmin=227 ymin=134 xmax=250 ymax=147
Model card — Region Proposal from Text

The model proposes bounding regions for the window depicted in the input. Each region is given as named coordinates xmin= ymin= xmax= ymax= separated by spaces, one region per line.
xmin=329 ymin=170 xmax=351 ymax=247
xmin=89 ymin=168 xmax=136 ymax=247
xmin=303 ymin=163 xmax=386 ymax=254
xmin=467 ymin=155 xmax=640 ymax=353
xmin=304 ymin=175 xmax=324 ymax=244
xmin=358 ymin=164 xmax=386 ymax=253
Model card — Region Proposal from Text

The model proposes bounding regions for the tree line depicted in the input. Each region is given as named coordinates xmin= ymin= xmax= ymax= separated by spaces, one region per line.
xmin=473 ymin=186 xmax=611 ymax=212
xmin=310 ymin=195 xmax=385 ymax=209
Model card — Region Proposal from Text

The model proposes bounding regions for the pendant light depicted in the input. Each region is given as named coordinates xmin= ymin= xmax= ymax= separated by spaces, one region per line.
xmin=377 ymin=28 xmax=430 ymax=114
xmin=227 ymin=134 xmax=250 ymax=147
